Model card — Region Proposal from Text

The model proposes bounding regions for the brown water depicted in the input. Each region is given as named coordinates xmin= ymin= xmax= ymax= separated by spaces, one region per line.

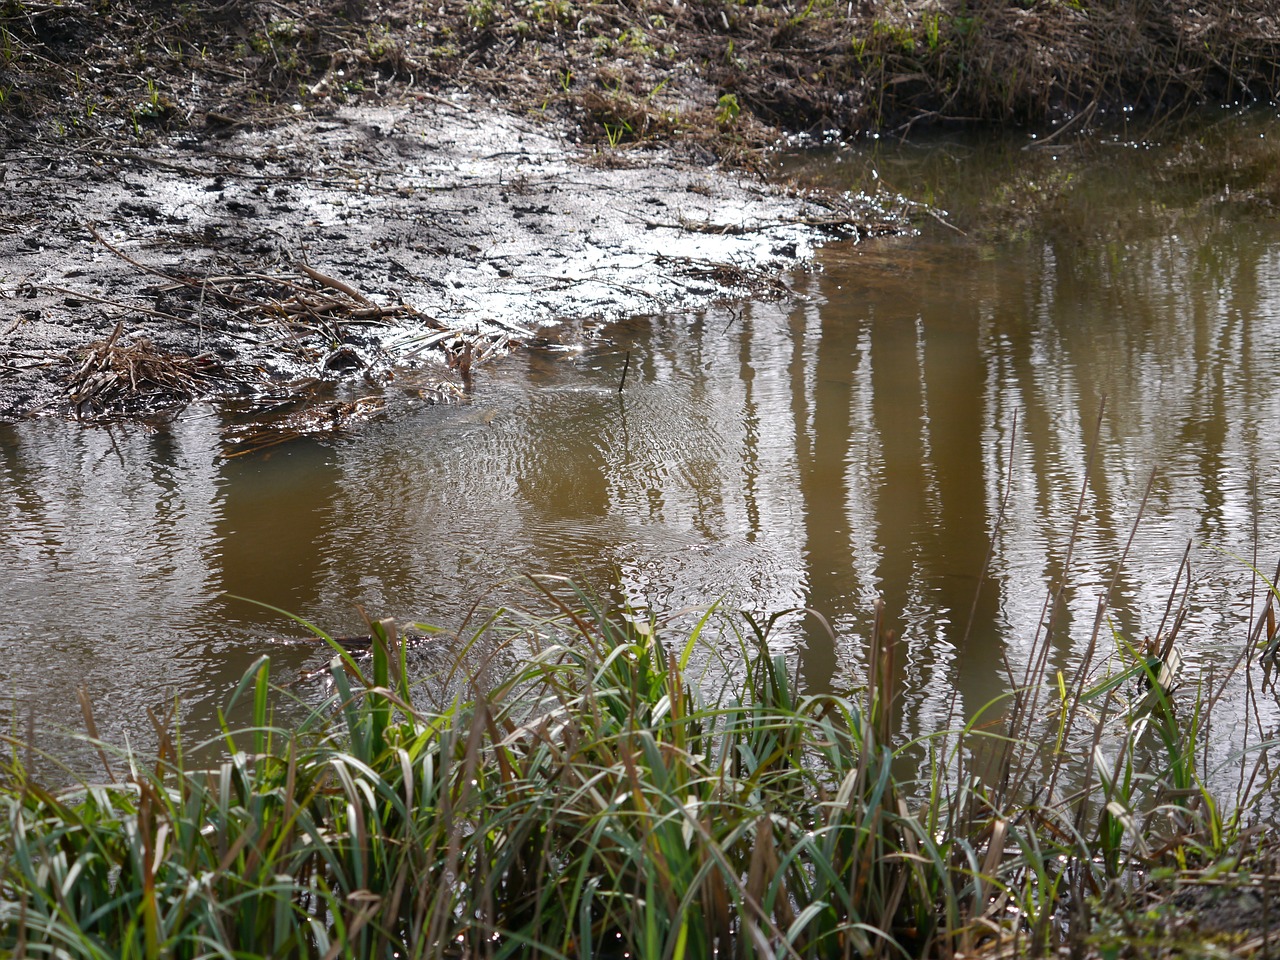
xmin=3 ymin=109 xmax=1280 ymax=765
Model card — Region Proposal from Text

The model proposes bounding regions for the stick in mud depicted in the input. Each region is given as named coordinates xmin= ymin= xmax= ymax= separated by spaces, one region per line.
xmin=618 ymin=350 xmax=631 ymax=394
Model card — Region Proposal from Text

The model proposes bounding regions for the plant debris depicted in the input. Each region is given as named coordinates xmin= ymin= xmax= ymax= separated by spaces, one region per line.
xmin=62 ymin=321 xmax=224 ymax=421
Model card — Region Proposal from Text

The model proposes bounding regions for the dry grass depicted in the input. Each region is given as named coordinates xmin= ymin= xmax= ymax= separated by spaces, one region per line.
xmin=46 ymin=252 xmax=509 ymax=424
xmin=3 ymin=0 xmax=1278 ymax=160
xmin=63 ymin=321 xmax=222 ymax=420
xmin=849 ymin=0 xmax=1280 ymax=132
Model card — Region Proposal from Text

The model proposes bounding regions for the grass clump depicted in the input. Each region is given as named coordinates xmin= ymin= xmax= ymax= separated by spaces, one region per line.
xmin=0 ymin=575 xmax=1278 ymax=957
xmin=5 ymin=1 xmax=1279 ymax=158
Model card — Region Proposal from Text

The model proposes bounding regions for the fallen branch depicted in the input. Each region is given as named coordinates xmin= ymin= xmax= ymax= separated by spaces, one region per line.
xmin=296 ymin=262 xmax=376 ymax=308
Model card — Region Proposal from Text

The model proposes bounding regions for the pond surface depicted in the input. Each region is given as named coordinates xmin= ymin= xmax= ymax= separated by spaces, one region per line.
xmin=4 ymin=108 xmax=1280 ymax=771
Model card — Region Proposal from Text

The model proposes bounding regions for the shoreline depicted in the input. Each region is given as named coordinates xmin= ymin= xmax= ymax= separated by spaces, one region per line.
xmin=4 ymin=0 xmax=1276 ymax=425
xmin=0 ymin=96 xmax=904 ymax=426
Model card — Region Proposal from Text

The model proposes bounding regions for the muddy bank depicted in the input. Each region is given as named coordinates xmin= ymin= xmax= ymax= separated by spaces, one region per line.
xmin=0 ymin=97 xmax=901 ymax=431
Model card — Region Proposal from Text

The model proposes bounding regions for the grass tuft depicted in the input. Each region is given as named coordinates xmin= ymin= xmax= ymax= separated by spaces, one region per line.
xmin=0 ymin=572 xmax=1277 ymax=957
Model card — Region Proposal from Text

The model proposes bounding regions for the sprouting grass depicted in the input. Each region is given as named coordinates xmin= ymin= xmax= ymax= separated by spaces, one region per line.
xmin=0 ymin=573 xmax=1277 ymax=958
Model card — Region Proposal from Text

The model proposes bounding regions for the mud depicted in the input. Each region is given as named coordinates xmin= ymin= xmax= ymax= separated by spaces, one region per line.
xmin=0 ymin=95 xmax=901 ymax=425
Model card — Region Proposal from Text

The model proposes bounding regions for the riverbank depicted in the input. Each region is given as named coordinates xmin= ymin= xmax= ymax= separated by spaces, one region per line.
xmin=0 ymin=1 xmax=916 ymax=427
xmin=3 ymin=0 xmax=1277 ymax=425
xmin=3 ymin=1 xmax=1278 ymax=152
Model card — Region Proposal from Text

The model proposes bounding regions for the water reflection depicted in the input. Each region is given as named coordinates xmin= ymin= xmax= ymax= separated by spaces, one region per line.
xmin=215 ymin=439 xmax=342 ymax=620
xmin=789 ymin=114 xmax=1280 ymax=757
xmin=2 ymin=111 xmax=1279 ymax=781
xmin=0 ymin=417 xmax=225 ymax=750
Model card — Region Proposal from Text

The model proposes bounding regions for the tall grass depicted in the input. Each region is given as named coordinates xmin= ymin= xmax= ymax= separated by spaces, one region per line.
xmin=0 ymin=573 xmax=1276 ymax=958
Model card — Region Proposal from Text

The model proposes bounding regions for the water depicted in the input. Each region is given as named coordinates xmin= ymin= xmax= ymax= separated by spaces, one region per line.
xmin=3 ymin=109 xmax=1280 ymax=774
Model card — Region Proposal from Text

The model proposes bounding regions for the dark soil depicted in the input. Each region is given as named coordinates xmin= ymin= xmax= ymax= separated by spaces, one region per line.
xmin=3 ymin=0 xmax=1277 ymax=154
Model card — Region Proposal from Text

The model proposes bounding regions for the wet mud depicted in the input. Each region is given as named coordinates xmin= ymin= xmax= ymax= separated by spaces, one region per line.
xmin=1 ymin=96 xmax=900 ymax=430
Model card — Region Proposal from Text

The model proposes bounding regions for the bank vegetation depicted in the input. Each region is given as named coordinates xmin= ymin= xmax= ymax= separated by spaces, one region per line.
xmin=1 ymin=0 xmax=1278 ymax=157
xmin=2 ymin=574 xmax=1279 ymax=958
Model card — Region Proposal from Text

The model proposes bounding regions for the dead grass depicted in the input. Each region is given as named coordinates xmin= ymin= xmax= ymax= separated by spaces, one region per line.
xmin=63 ymin=321 xmax=221 ymax=420
xmin=849 ymin=0 xmax=1280 ymax=132
xmin=45 ymin=251 xmax=509 ymax=423
xmin=3 ymin=0 xmax=1278 ymax=159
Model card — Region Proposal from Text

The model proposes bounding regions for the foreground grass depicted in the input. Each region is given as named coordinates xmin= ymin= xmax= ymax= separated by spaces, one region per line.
xmin=1 ymin=578 xmax=1278 ymax=958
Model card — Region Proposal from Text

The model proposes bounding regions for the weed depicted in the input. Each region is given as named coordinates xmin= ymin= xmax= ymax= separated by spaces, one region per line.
xmin=787 ymin=0 xmax=817 ymax=29
xmin=366 ymin=25 xmax=393 ymax=58
xmin=3 ymin=0 xmax=1280 ymax=156
xmin=525 ymin=0 xmax=572 ymax=26
xmin=603 ymin=118 xmax=629 ymax=147
xmin=268 ymin=18 xmax=300 ymax=43
xmin=0 ymin=23 xmax=14 ymax=65
xmin=924 ymin=13 xmax=941 ymax=52
xmin=618 ymin=25 xmax=653 ymax=55
xmin=466 ymin=0 xmax=499 ymax=30
xmin=0 ymin=567 xmax=1276 ymax=957
xmin=716 ymin=91 xmax=741 ymax=127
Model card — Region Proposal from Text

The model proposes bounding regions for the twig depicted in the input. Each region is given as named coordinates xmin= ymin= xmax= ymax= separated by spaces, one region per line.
xmin=34 ymin=284 xmax=251 ymax=333
xmin=1023 ymin=100 xmax=1098 ymax=151
xmin=295 ymin=262 xmax=376 ymax=308
xmin=926 ymin=206 xmax=968 ymax=236
xmin=84 ymin=222 xmax=181 ymax=286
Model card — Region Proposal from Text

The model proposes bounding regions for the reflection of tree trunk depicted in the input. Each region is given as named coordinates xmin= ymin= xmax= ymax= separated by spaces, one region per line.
xmin=794 ymin=303 xmax=858 ymax=692
xmin=866 ymin=315 xmax=927 ymax=713
xmin=861 ymin=303 xmax=1010 ymax=727
xmin=922 ymin=313 xmax=1006 ymax=719
xmin=513 ymin=376 xmax=620 ymax=600
xmin=737 ymin=311 xmax=763 ymax=545
xmin=996 ymin=247 xmax=1139 ymax=676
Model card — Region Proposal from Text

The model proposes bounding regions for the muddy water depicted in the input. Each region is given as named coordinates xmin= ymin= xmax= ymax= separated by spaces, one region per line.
xmin=4 ymin=110 xmax=1280 ymax=765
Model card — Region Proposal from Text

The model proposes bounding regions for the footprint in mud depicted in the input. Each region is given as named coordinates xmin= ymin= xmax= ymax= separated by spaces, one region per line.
xmin=224 ymin=199 xmax=258 ymax=218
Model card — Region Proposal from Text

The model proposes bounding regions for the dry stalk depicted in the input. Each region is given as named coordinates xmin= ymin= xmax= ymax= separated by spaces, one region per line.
xmin=63 ymin=321 xmax=221 ymax=420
